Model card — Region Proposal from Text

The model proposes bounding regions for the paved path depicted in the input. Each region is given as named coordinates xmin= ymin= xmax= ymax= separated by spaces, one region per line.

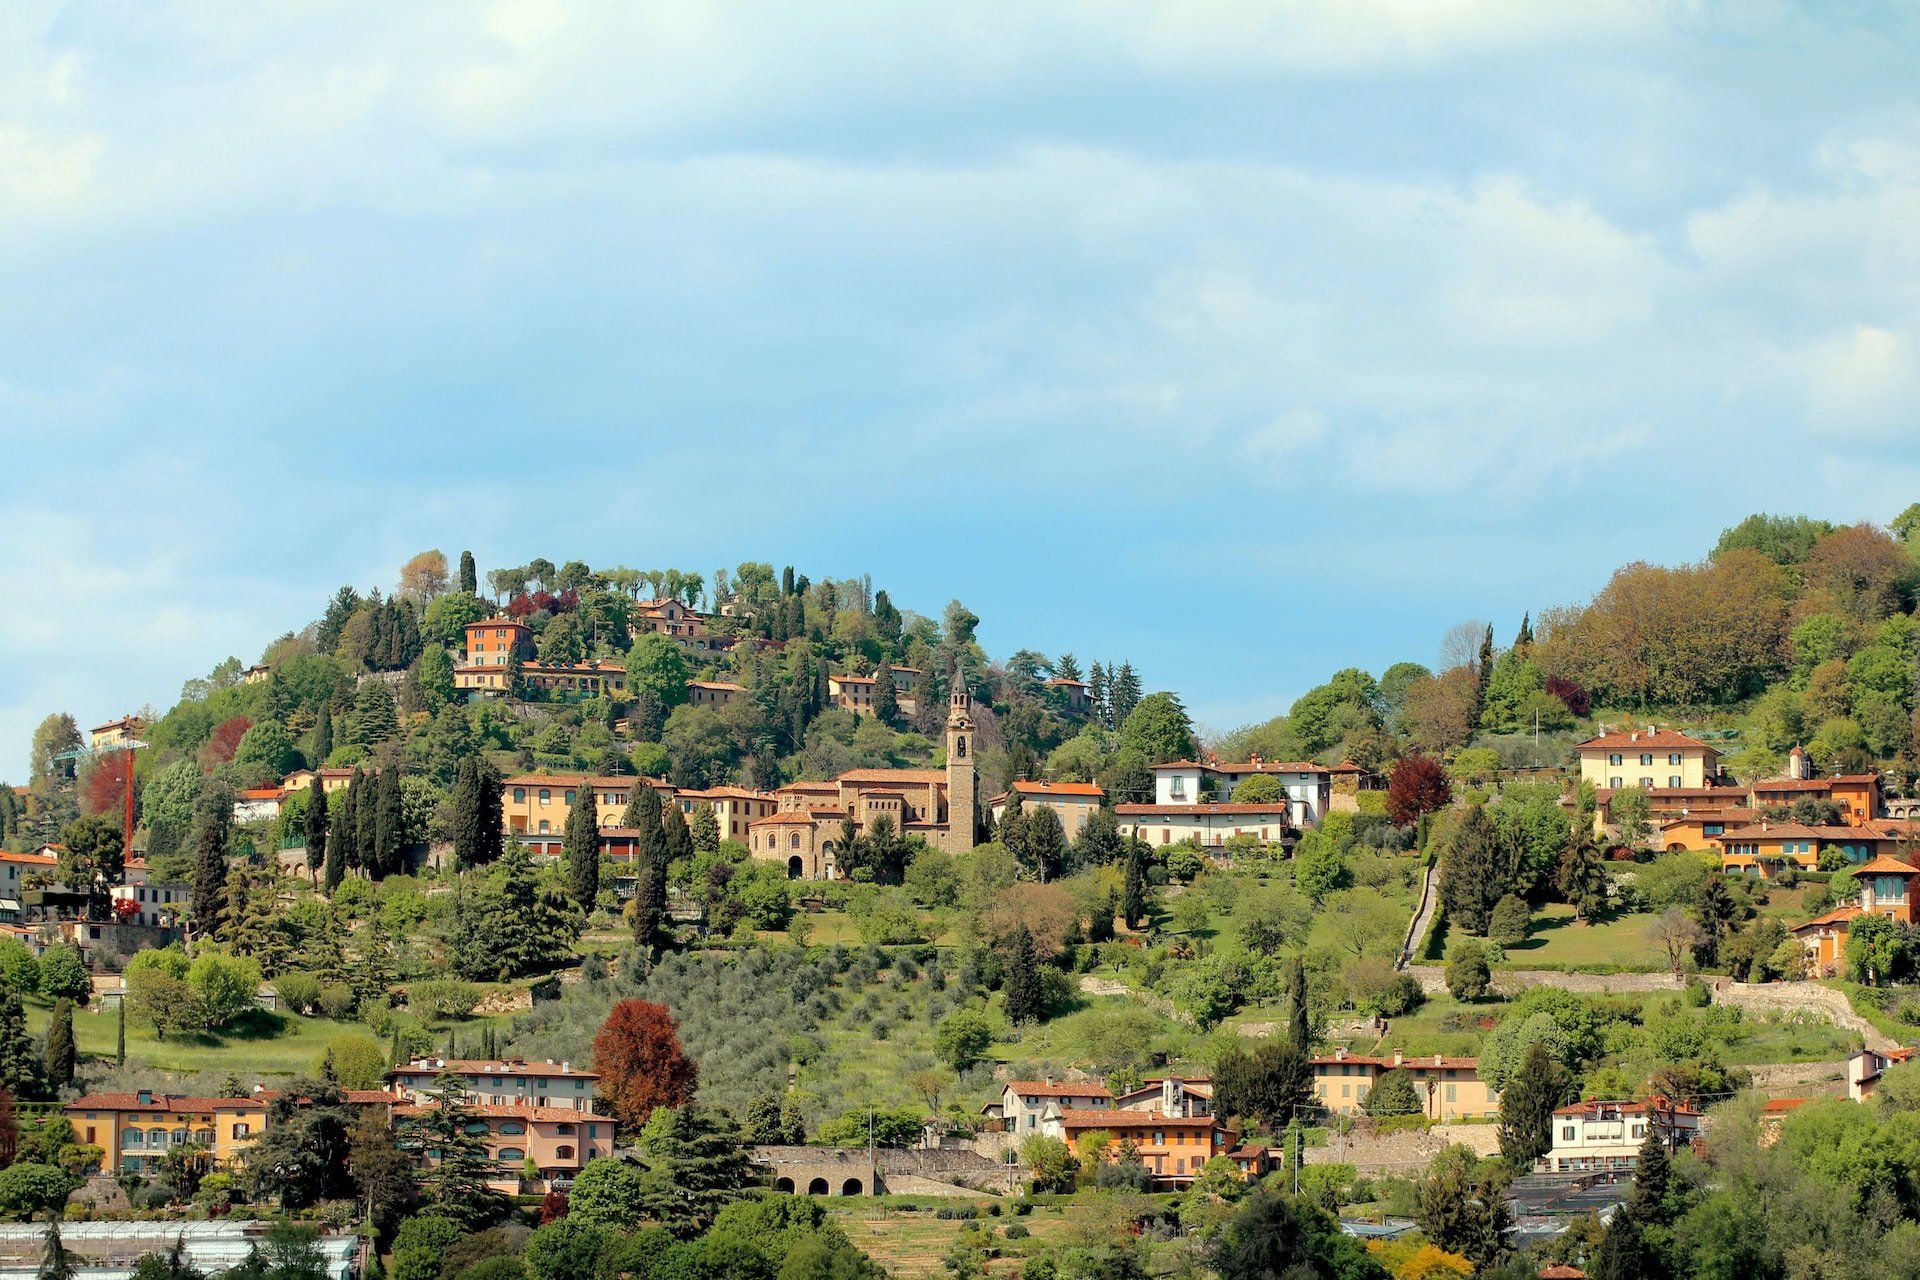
xmin=1397 ymin=862 xmax=1440 ymax=971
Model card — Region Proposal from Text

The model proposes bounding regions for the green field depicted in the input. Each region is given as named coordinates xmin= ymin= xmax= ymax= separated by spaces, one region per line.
xmin=827 ymin=1197 xmax=1131 ymax=1279
xmin=1493 ymin=903 xmax=1666 ymax=970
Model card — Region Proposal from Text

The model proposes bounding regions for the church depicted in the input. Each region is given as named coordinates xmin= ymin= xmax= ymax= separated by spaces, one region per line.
xmin=749 ymin=682 xmax=979 ymax=879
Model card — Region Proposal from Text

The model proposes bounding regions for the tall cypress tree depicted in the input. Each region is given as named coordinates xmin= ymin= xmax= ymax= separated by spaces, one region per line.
xmin=663 ymin=803 xmax=694 ymax=864
xmin=1286 ymin=956 xmax=1311 ymax=1054
xmin=312 ymin=701 xmax=333 ymax=766
xmin=1498 ymin=1039 xmax=1565 ymax=1169
xmin=478 ymin=758 xmax=505 ymax=865
xmin=42 ymin=998 xmax=74 ymax=1091
xmin=458 ymin=551 xmax=478 ymax=598
xmin=1440 ymin=804 xmax=1502 ymax=935
xmin=1003 ymin=926 xmax=1042 ymax=1025
xmin=373 ymin=767 xmax=405 ymax=879
xmin=304 ymin=776 xmax=329 ymax=885
xmin=627 ymin=787 xmax=666 ymax=950
xmin=565 ymin=781 xmax=600 ymax=911
xmin=356 ymin=769 xmax=379 ymax=878
xmin=1122 ymin=842 xmax=1147 ymax=930
xmin=872 ymin=658 xmax=899 ymax=727
xmin=452 ymin=757 xmax=481 ymax=870
xmin=338 ymin=771 xmax=362 ymax=875
xmin=189 ymin=778 xmax=234 ymax=945
xmin=0 ymin=987 xmax=41 ymax=1099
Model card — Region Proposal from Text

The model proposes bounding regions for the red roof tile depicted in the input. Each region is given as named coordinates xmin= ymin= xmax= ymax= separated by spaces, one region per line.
xmin=1115 ymin=803 xmax=1291 ymax=816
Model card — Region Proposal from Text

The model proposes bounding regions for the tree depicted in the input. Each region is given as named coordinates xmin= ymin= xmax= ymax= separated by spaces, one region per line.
xmin=1625 ymin=1123 xmax=1672 ymax=1226
xmin=1388 ymin=755 xmax=1452 ymax=826
xmin=188 ymin=953 xmax=264 ymax=1030
xmin=372 ymin=767 xmax=405 ymax=879
xmin=690 ymin=804 xmax=719 ymax=854
xmin=243 ymin=1078 xmax=358 ymax=1208
xmin=37 ymin=945 xmax=89 ymax=1004
xmin=348 ymin=680 xmax=399 ymax=749
xmin=1446 ymin=940 xmax=1492 ymax=1001
xmin=1116 ymin=692 xmax=1197 ymax=763
xmin=399 ymin=550 xmax=451 ymax=600
xmin=189 ymin=779 xmax=235 ymax=942
xmin=41 ymin=1000 xmax=75 ymax=1092
xmin=1439 ymin=805 xmax=1501 ymax=936
xmin=1558 ymin=836 xmax=1609 ymax=924
xmin=1489 ymin=895 xmax=1531 ymax=947
xmin=1646 ymin=908 xmax=1704 ymax=980
xmin=626 ymin=787 xmax=667 ymax=951
xmin=1589 ymin=1215 xmax=1653 ymax=1280
xmin=304 ymin=776 xmax=328 ymax=885
xmin=1003 ymin=926 xmax=1043 ymax=1025
xmin=870 ymin=659 xmax=899 ymax=728
xmin=935 ymin=1008 xmax=992 ymax=1072
xmin=1286 ymin=956 xmax=1312 ymax=1054
xmin=458 ymin=551 xmax=478 ymax=597
xmin=1416 ymin=1148 xmax=1511 ymax=1270
xmin=406 ymin=1072 xmax=509 ymax=1229
xmin=1213 ymin=1040 xmax=1313 ymax=1132
xmin=593 ymin=1000 xmax=697 ymax=1130
xmin=625 ymin=635 xmax=690 ymax=709
xmin=1497 ymin=1040 xmax=1565 ymax=1168
xmin=1209 ymin=1186 xmax=1364 ymax=1280
xmin=632 ymin=1105 xmax=758 ymax=1238
xmin=1846 ymin=911 xmax=1908 ymax=986
xmin=564 ymin=784 xmax=599 ymax=912
xmin=1365 ymin=1069 xmax=1422 ymax=1117
xmin=36 ymin=1220 xmax=73 ymax=1280
xmin=1121 ymin=843 xmax=1148 ymax=929
xmin=564 ymin=1157 xmax=647 ymax=1229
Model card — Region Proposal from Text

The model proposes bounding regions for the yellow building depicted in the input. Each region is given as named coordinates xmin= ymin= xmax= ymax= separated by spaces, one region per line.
xmin=501 ymin=775 xmax=664 ymax=837
xmin=1310 ymin=1049 xmax=1497 ymax=1120
xmin=65 ymin=1091 xmax=266 ymax=1173
xmin=1576 ymin=728 xmax=1719 ymax=791
xmin=670 ymin=786 xmax=778 ymax=843
xmin=1057 ymin=1108 xmax=1243 ymax=1188
xmin=988 ymin=781 xmax=1107 ymax=839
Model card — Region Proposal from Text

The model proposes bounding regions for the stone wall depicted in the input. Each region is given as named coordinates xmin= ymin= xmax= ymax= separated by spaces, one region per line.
xmin=1303 ymin=1123 xmax=1501 ymax=1174
xmin=1709 ymin=979 xmax=1893 ymax=1052
xmin=1404 ymin=967 xmax=1682 ymax=996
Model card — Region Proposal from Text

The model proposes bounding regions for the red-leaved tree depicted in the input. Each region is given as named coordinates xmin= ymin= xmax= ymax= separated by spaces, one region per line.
xmin=592 ymin=998 xmax=697 ymax=1130
xmin=1544 ymin=675 xmax=1591 ymax=717
xmin=1387 ymin=754 xmax=1452 ymax=827
xmin=200 ymin=716 xmax=253 ymax=773
xmin=83 ymin=752 xmax=136 ymax=818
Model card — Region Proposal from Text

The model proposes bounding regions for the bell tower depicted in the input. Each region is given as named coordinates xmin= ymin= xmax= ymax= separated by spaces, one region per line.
xmin=944 ymin=676 xmax=977 ymax=853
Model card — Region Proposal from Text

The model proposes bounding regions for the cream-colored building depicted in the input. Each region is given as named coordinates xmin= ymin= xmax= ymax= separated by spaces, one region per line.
xmin=1114 ymin=802 xmax=1293 ymax=848
xmin=1576 ymin=727 xmax=1719 ymax=791
xmin=1310 ymin=1049 xmax=1497 ymax=1120
xmin=1540 ymin=1100 xmax=1700 ymax=1173
xmin=989 ymin=780 xmax=1106 ymax=839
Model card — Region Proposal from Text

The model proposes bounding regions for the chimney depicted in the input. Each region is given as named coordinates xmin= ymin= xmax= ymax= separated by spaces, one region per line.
xmin=1163 ymin=1075 xmax=1180 ymax=1115
xmin=1393 ymin=1049 xmax=1404 ymax=1068
xmin=561 ymin=1061 xmax=570 ymax=1073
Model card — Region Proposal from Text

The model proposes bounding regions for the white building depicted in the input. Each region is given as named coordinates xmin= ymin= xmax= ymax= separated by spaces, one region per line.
xmin=1848 ymin=1046 xmax=1916 ymax=1102
xmin=0 ymin=1222 xmax=357 ymax=1280
xmin=1149 ymin=755 xmax=1330 ymax=828
xmin=111 ymin=881 xmax=189 ymax=928
xmin=987 ymin=1079 xmax=1113 ymax=1138
xmin=1114 ymin=802 xmax=1294 ymax=848
xmin=1539 ymin=1100 xmax=1700 ymax=1173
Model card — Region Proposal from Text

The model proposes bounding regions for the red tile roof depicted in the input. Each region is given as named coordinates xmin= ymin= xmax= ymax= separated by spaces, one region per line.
xmin=1716 ymin=822 xmax=1861 ymax=841
xmin=1791 ymin=907 xmax=1862 ymax=932
xmin=1004 ymin=781 xmax=1105 ymax=799
xmin=1576 ymin=727 xmax=1713 ymax=752
xmin=1005 ymin=1081 xmax=1114 ymax=1099
xmin=1538 ymin=1266 xmax=1587 ymax=1279
xmin=393 ymin=1104 xmax=608 ymax=1121
xmin=749 ymin=812 xmax=820 ymax=827
xmin=66 ymin=1094 xmax=263 ymax=1113
xmin=1115 ymin=803 xmax=1291 ymax=816
xmin=1058 ymin=1108 xmax=1218 ymax=1129
xmin=235 ymin=787 xmax=283 ymax=801
xmin=1856 ymin=855 xmax=1920 ymax=875
xmin=1552 ymin=1099 xmax=1700 ymax=1118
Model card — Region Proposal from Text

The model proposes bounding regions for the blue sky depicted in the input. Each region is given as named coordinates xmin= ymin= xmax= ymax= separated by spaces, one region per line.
xmin=5 ymin=1 xmax=1920 ymax=777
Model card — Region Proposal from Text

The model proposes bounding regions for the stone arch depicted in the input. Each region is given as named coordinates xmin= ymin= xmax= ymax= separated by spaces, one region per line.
xmin=840 ymin=1177 xmax=864 ymax=1196
xmin=775 ymin=1177 xmax=795 ymax=1194
xmin=807 ymin=1177 xmax=829 ymax=1196
xmin=787 ymin=856 xmax=804 ymax=880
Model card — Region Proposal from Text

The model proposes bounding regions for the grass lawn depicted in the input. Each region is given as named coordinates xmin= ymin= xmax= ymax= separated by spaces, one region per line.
xmin=1496 ymin=903 xmax=1665 ymax=971
xmin=828 ymin=1197 xmax=1118 ymax=1279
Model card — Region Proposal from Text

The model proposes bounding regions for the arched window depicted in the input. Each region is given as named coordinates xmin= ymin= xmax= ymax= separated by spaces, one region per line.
xmin=790 ymin=833 xmax=801 ymax=849
xmin=955 ymin=736 xmax=967 ymax=758
xmin=122 ymin=1129 xmax=144 ymax=1148
xmin=496 ymin=1148 xmax=525 ymax=1162
xmin=498 ymin=1122 xmax=525 ymax=1135
xmin=555 ymin=1145 xmax=574 ymax=1160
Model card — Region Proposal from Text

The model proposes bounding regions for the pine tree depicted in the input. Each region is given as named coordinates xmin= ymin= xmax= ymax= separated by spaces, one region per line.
xmin=404 ymin=1071 xmax=508 ymax=1229
xmin=1055 ymin=653 xmax=1082 ymax=682
xmin=1498 ymin=1039 xmax=1565 ymax=1169
xmin=663 ymin=803 xmax=694 ymax=864
xmin=37 ymin=1220 xmax=73 ymax=1280
xmin=565 ymin=781 xmax=600 ymax=912
xmin=189 ymin=778 xmax=234 ymax=944
xmin=1110 ymin=662 xmax=1143 ymax=726
xmin=42 ymin=999 xmax=74 ymax=1091
xmin=349 ymin=680 xmax=399 ymax=749
xmin=1590 ymin=1214 xmax=1651 ymax=1280
xmin=1625 ymin=1123 xmax=1672 ymax=1226
xmin=373 ymin=767 xmax=405 ymax=879
xmin=1122 ymin=843 xmax=1147 ymax=929
xmin=352 ymin=917 xmax=396 ymax=1008
xmin=1439 ymin=804 xmax=1501 ymax=935
xmin=313 ymin=701 xmax=333 ymax=766
xmin=635 ymin=1104 xmax=758 ymax=1237
xmin=1004 ymin=926 xmax=1042 ymax=1025
xmin=304 ymin=776 xmax=328 ymax=886
xmin=0 ymin=986 xmax=42 ymax=1099
xmin=458 ymin=551 xmax=478 ymax=597
xmin=1088 ymin=663 xmax=1109 ymax=728
xmin=1513 ymin=613 xmax=1534 ymax=652
xmin=1286 ymin=956 xmax=1311 ymax=1054
xmin=872 ymin=659 xmax=899 ymax=727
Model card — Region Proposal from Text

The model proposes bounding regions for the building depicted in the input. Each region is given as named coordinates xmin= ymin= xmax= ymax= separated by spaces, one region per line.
xmin=1538 ymin=1100 xmax=1700 ymax=1173
xmin=1575 ymin=728 xmax=1719 ymax=791
xmin=1714 ymin=821 xmax=1900 ymax=877
xmin=1042 ymin=677 xmax=1091 ymax=716
xmin=0 ymin=850 xmax=60 ymax=921
xmin=1149 ymin=756 xmax=1331 ymax=828
xmin=231 ymin=786 xmax=284 ymax=824
xmin=110 ymin=880 xmax=188 ymax=928
xmin=1856 ymin=854 xmax=1920 ymax=922
xmin=987 ymin=1080 xmax=1113 ymax=1137
xmin=1056 ymin=1108 xmax=1241 ymax=1188
xmin=1791 ymin=905 xmax=1860 ymax=974
xmin=669 ymin=786 xmax=778 ymax=843
xmin=281 ymin=767 xmax=356 ymax=796
xmin=746 ymin=684 xmax=979 ymax=876
xmin=64 ymin=1091 xmax=267 ymax=1173
xmin=393 ymin=1101 xmax=611 ymax=1193
xmin=388 ymin=1057 xmax=602 ymax=1110
xmin=454 ymin=618 xmax=533 ymax=693
xmin=1113 ymin=1076 xmax=1212 ymax=1118
xmin=1114 ymin=802 xmax=1293 ymax=849
xmin=826 ymin=670 xmax=919 ymax=715
xmin=1847 ymin=1046 xmax=1916 ymax=1102
xmin=687 ymin=680 xmax=746 ymax=711
xmin=988 ymin=781 xmax=1106 ymax=839
xmin=1309 ymin=1049 xmax=1497 ymax=1120
xmin=501 ymin=775 xmax=655 ymax=838
xmin=1658 ymin=808 xmax=1756 ymax=852
xmin=89 ymin=717 xmax=146 ymax=750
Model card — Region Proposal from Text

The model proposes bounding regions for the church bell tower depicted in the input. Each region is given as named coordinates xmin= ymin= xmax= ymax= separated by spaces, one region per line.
xmin=944 ymin=676 xmax=978 ymax=853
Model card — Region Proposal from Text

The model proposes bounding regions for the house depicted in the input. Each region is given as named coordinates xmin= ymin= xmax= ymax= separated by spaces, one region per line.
xmin=1659 ymin=808 xmax=1755 ymax=852
xmin=454 ymin=618 xmax=534 ymax=693
xmin=1855 ymin=854 xmax=1920 ymax=922
xmin=63 ymin=1091 xmax=267 ymax=1173
xmin=1847 ymin=1046 xmax=1916 ymax=1102
xmin=0 ymin=850 xmax=60 ymax=923
xmin=231 ymin=786 xmax=284 ymax=824
xmin=988 ymin=781 xmax=1106 ymax=839
xmin=110 ymin=881 xmax=189 ymax=928
xmin=1575 ymin=728 xmax=1719 ymax=791
xmin=1149 ymin=755 xmax=1331 ymax=828
xmin=1114 ymin=802 xmax=1293 ymax=849
xmin=687 ymin=680 xmax=746 ymax=711
xmin=1790 ymin=906 xmax=1860 ymax=975
xmin=1113 ymin=1076 xmax=1211 ymax=1118
xmin=388 ymin=1057 xmax=602 ymax=1110
xmin=987 ymin=1080 xmax=1113 ymax=1137
xmin=1043 ymin=677 xmax=1091 ymax=716
xmin=500 ymin=775 xmax=658 ymax=838
xmin=1309 ymin=1049 xmax=1498 ymax=1120
xmin=281 ymin=767 xmax=356 ymax=796
xmin=89 ymin=716 xmax=146 ymax=750
xmin=670 ymin=786 xmax=779 ymax=843
xmin=1712 ymin=822 xmax=1856 ymax=879
xmin=393 ymin=1101 xmax=612 ymax=1192
xmin=826 ymin=670 xmax=919 ymax=715
xmin=1538 ymin=1100 xmax=1700 ymax=1173
xmin=746 ymin=687 xmax=980 ymax=877
xmin=1056 ymin=1107 xmax=1242 ymax=1188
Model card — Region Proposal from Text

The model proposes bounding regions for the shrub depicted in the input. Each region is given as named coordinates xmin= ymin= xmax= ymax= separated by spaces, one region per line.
xmin=1488 ymin=895 xmax=1531 ymax=947
xmin=317 ymin=983 xmax=356 ymax=1020
xmin=0 ymin=1163 xmax=79 ymax=1214
xmin=408 ymin=978 xmax=480 ymax=1019
xmin=1446 ymin=940 xmax=1492 ymax=1002
xmin=275 ymin=971 xmax=322 ymax=1015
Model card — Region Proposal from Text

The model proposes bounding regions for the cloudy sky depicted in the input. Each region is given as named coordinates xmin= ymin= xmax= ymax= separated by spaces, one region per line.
xmin=5 ymin=0 xmax=1920 ymax=775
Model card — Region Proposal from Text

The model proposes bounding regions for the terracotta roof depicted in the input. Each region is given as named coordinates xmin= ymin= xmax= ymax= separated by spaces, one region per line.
xmin=67 ymin=1094 xmax=263 ymax=1113
xmin=1538 ymin=1266 xmax=1586 ymax=1279
xmin=1309 ymin=1053 xmax=1479 ymax=1070
xmin=830 ymin=674 xmax=878 ymax=685
xmin=1642 ymin=786 xmax=1746 ymax=799
xmin=1115 ymin=803 xmax=1291 ymax=816
xmin=749 ymin=812 xmax=820 ymax=827
xmin=1661 ymin=809 xmax=1755 ymax=829
xmin=1042 ymin=677 xmax=1088 ymax=688
xmin=235 ymin=788 xmax=283 ymax=801
xmin=688 ymin=681 xmax=747 ymax=692
xmin=1716 ymin=822 xmax=1859 ymax=841
xmin=1151 ymin=759 xmax=1325 ymax=775
xmin=676 ymin=786 xmax=773 ymax=801
xmin=394 ymin=1104 xmax=609 ymax=1122
xmin=1752 ymin=779 xmax=1839 ymax=793
xmin=1760 ymin=1098 xmax=1811 ymax=1115
xmin=1856 ymin=855 xmax=1920 ymax=875
xmin=999 ymin=781 xmax=1105 ymax=800
xmin=1326 ymin=762 xmax=1366 ymax=774
xmin=1006 ymin=1081 xmax=1114 ymax=1099
xmin=1058 ymin=1108 xmax=1218 ymax=1128
xmin=499 ymin=774 xmax=647 ymax=790
xmin=834 ymin=769 xmax=946 ymax=784
xmin=1791 ymin=907 xmax=1862 ymax=932
xmin=470 ymin=617 xmax=530 ymax=629
xmin=1552 ymin=1099 xmax=1700 ymax=1118
xmin=391 ymin=1058 xmax=598 ymax=1078
xmin=1576 ymin=727 xmax=1713 ymax=752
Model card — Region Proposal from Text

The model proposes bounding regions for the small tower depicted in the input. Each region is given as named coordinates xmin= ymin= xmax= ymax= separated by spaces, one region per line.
xmin=944 ymin=675 xmax=978 ymax=853
xmin=1788 ymin=744 xmax=1810 ymax=781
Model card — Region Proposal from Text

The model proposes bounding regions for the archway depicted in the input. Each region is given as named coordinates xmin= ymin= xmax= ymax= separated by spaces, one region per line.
xmin=840 ymin=1178 xmax=864 ymax=1196
xmin=775 ymin=1177 xmax=794 ymax=1194
xmin=807 ymin=1178 xmax=829 ymax=1196
xmin=787 ymin=856 xmax=803 ymax=880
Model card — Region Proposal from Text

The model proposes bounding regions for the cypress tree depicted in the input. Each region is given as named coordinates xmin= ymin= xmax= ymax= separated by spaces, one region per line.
xmin=313 ymin=701 xmax=333 ymax=765
xmin=458 ymin=550 xmax=477 ymax=598
xmin=1498 ymin=1039 xmax=1565 ymax=1169
xmin=338 ymin=772 xmax=362 ymax=874
xmin=42 ymin=998 xmax=74 ymax=1091
xmin=115 ymin=997 xmax=125 ymax=1067
xmin=1003 ymin=926 xmax=1042 ymax=1025
xmin=1122 ymin=843 xmax=1147 ymax=929
xmin=1626 ymin=1123 xmax=1673 ymax=1226
xmin=38 ymin=1220 xmax=73 ymax=1280
xmin=373 ymin=767 xmax=405 ymax=879
xmin=452 ymin=757 xmax=480 ymax=870
xmin=663 ymin=802 xmax=694 ymax=864
xmin=565 ymin=781 xmax=600 ymax=911
xmin=1590 ymin=1215 xmax=1651 ymax=1280
xmin=1439 ymin=804 xmax=1502 ymax=935
xmin=627 ymin=787 xmax=666 ymax=950
xmin=690 ymin=804 xmax=719 ymax=853
xmin=872 ymin=658 xmax=899 ymax=727
xmin=189 ymin=778 xmax=234 ymax=945
xmin=0 ymin=986 xmax=41 ymax=1098
xmin=478 ymin=758 xmax=505 ymax=865
xmin=356 ymin=769 xmax=379 ymax=878
xmin=1286 ymin=956 xmax=1311 ymax=1054
xmin=304 ymin=776 xmax=328 ymax=885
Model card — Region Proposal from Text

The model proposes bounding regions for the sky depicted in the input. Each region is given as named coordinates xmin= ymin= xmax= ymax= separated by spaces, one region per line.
xmin=5 ymin=0 xmax=1920 ymax=776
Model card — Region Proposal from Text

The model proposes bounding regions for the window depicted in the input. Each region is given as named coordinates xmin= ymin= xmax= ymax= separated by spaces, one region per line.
xmin=496 ymin=1147 xmax=525 ymax=1162
xmin=235 ymin=1124 xmax=249 ymax=1138
xmin=564 ymin=790 xmax=576 ymax=805
xmin=1640 ymin=777 xmax=1654 ymax=789
xmin=1562 ymin=1126 xmax=1575 ymax=1141
xmin=1669 ymin=776 xmax=1683 ymax=788
xmin=1608 ymin=753 xmax=1623 ymax=766
xmin=791 ymin=834 xmax=801 ymax=849
xmin=1632 ymin=1124 xmax=1645 ymax=1138
xmin=1669 ymin=753 xmax=1683 ymax=765
xmin=499 ymin=1122 xmax=525 ymax=1135
xmin=1610 ymin=776 xmax=1623 ymax=789
xmin=538 ymin=789 xmax=551 ymax=804
xmin=1639 ymin=753 xmax=1653 ymax=766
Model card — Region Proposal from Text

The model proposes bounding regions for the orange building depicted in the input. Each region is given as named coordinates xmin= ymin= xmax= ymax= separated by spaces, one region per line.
xmin=1791 ymin=906 xmax=1860 ymax=974
xmin=1057 ymin=1107 xmax=1244 ymax=1188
